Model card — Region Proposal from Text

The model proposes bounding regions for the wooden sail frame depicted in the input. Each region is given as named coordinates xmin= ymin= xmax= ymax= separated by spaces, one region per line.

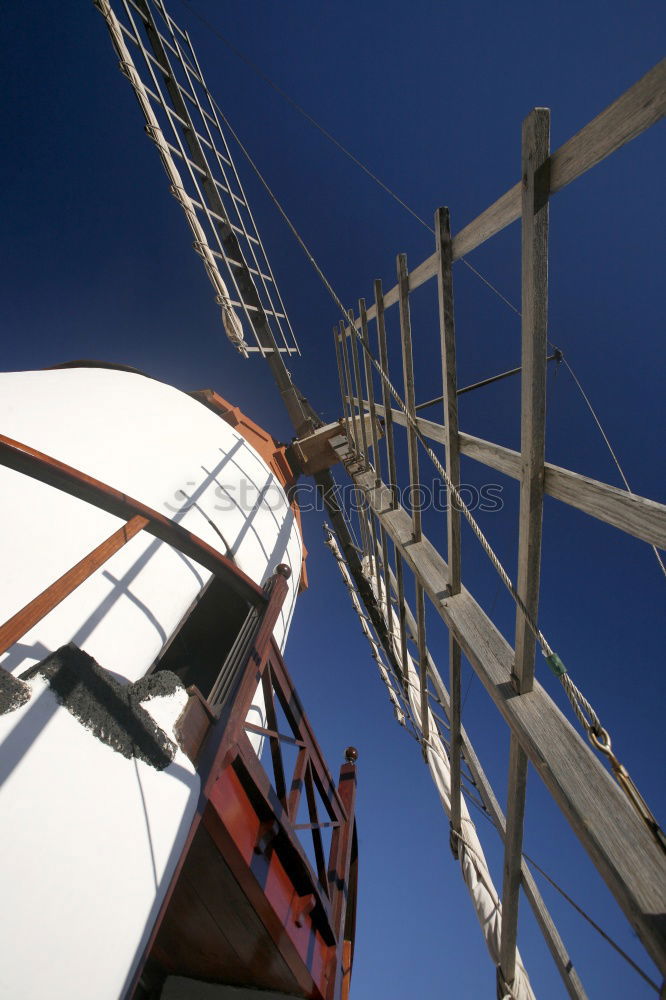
xmin=326 ymin=59 xmax=666 ymax=994
xmin=94 ymin=0 xmax=300 ymax=358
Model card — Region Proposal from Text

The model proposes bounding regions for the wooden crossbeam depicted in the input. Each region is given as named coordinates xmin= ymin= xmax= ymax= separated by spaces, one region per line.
xmin=435 ymin=205 xmax=464 ymax=839
xmin=369 ymin=403 xmax=666 ymax=549
xmin=337 ymin=453 xmax=666 ymax=976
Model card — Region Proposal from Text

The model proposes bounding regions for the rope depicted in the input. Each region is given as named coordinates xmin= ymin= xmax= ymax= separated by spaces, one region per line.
xmin=522 ymin=850 xmax=661 ymax=994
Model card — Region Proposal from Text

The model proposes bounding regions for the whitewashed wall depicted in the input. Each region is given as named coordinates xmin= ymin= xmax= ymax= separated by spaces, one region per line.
xmin=0 ymin=367 xmax=304 ymax=999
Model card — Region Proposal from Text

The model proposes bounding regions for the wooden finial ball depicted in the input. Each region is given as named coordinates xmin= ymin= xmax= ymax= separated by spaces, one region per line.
xmin=345 ymin=746 xmax=358 ymax=764
xmin=275 ymin=563 xmax=291 ymax=579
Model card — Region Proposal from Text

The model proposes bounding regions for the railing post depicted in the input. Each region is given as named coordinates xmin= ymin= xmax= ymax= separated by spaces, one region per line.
xmin=327 ymin=747 xmax=359 ymax=999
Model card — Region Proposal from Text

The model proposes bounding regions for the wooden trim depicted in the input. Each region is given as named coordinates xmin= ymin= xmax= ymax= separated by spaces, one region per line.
xmin=0 ymin=433 xmax=264 ymax=607
xmin=342 ymin=455 xmax=666 ymax=975
xmin=370 ymin=405 xmax=666 ymax=549
xmin=360 ymin=298 xmax=382 ymax=486
xmin=0 ymin=514 xmax=148 ymax=657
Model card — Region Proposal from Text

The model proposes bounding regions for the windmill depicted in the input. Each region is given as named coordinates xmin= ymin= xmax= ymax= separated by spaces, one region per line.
xmin=0 ymin=1 xmax=664 ymax=998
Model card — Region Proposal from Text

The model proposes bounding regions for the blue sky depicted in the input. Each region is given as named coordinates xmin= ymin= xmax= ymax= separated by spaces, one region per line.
xmin=1 ymin=1 xmax=664 ymax=997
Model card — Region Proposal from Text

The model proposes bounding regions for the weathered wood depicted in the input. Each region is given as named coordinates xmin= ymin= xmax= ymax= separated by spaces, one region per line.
xmin=334 ymin=327 xmax=354 ymax=452
xmin=513 ymin=107 xmax=550 ymax=692
xmin=360 ymin=298 xmax=382 ymax=486
xmin=397 ymin=253 xmax=422 ymax=541
xmin=370 ymin=404 xmax=666 ymax=549
xmin=0 ymin=514 xmax=148 ymax=657
xmin=339 ymin=317 xmax=360 ymax=457
xmin=435 ymin=207 xmax=462 ymax=594
xmin=349 ymin=310 xmax=369 ymax=467
xmin=435 ymin=205 xmax=464 ymax=838
xmin=339 ymin=454 xmax=666 ymax=975
xmin=374 ymin=280 xmax=399 ymax=510
xmin=346 ymin=60 xmax=665 ymax=330
xmin=501 ymin=107 xmax=551 ymax=985
xmin=293 ymin=417 xmax=381 ymax=476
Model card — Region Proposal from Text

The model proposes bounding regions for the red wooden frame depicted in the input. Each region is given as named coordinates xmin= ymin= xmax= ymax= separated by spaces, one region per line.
xmin=0 ymin=433 xmax=265 ymax=658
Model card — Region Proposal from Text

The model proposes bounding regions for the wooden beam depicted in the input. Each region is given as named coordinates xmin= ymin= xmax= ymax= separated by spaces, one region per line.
xmin=349 ymin=310 xmax=369 ymax=466
xmin=374 ymin=280 xmax=399 ymax=509
xmin=339 ymin=455 xmax=666 ymax=975
xmin=513 ymin=107 xmax=551 ymax=692
xmin=370 ymin=403 xmax=666 ymax=549
xmin=435 ymin=205 xmax=464 ymax=840
xmin=501 ymin=108 xmax=551 ymax=985
xmin=292 ymin=417 xmax=381 ymax=476
xmin=334 ymin=328 xmax=354 ymax=452
xmin=345 ymin=60 xmax=665 ymax=328
xmin=397 ymin=253 xmax=422 ymax=541
xmin=339 ymin=317 xmax=360 ymax=457
xmin=360 ymin=298 xmax=382 ymax=486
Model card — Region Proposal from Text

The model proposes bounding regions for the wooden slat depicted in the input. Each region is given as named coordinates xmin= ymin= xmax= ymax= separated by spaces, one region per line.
xmin=349 ymin=311 xmax=369 ymax=464
xmin=0 ymin=514 xmax=148 ymax=657
xmin=346 ymin=60 xmax=665 ymax=329
xmin=501 ymin=109 xmax=551 ymax=985
xmin=369 ymin=405 xmax=666 ymax=549
xmin=375 ymin=280 xmax=399 ymax=508
xmin=340 ymin=454 xmax=666 ymax=976
xmin=334 ymin=327 xmax=354 ymax=450
xmin=397 ymin=253 xmax=422 ymax=541
xmin=360 ymin=298 xmax=382 ymax=486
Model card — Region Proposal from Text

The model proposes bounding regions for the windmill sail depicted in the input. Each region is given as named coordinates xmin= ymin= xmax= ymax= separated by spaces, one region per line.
xmin=95 ymin=0 xmax=299 ymax=358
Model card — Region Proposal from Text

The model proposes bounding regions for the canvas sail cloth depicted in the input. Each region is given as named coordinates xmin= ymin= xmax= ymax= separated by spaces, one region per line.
xmin=369 ymin=556 xmax=535 ymax=999
xmin=325 ymin=528 xmax=534 ymax=999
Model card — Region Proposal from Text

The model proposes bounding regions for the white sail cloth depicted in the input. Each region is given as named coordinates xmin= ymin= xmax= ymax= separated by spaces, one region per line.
xmin=324 ymin=528 xmax=535 ymax=999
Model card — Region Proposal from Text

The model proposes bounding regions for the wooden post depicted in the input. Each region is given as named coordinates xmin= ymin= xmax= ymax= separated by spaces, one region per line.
xmin=334 ymin=326 xmax=354 ymax=451
xmin=500 ymin=107 xmax=551 ymax=987
xmin=360 ymin=299 xmax=382 ymax=486
xmin=435 ymin=206 xmax=463 ymax=842
xmin=348 ymin=310 xmax=370 ymax=467
xmin=328 ymin=750 xmax=358 ymax=943
xmin=374 ymin=279 xmax=399 ymax=509
xmin=339 ymin=318 xmax=360 ymax=457
xmin=397 ymin=253 xmax=422 ymax=541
